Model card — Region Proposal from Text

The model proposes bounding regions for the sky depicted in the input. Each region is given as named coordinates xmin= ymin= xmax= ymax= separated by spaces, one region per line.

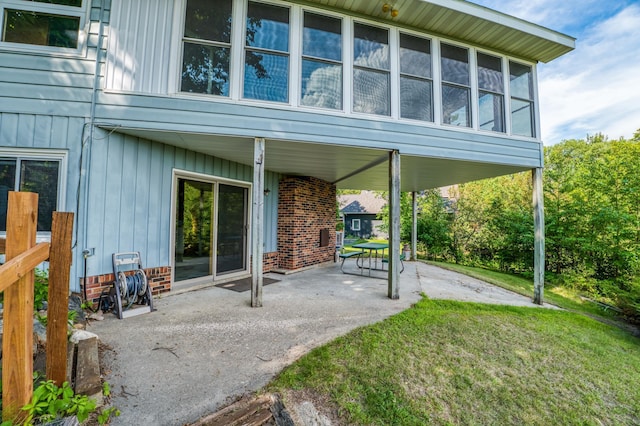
xmin=470 ymin=0 xmax=640 ymax=144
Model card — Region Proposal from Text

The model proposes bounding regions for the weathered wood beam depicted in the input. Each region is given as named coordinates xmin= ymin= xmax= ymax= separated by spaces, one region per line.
xmin=2 ymin=192 xmax=38 ymax=422
xmin=388 ymin=150 xmax=401 ymax=300
xmin=411 ymin=191 xmax=417 ymax=261
xmin=0 ymin=242 xmax=50 ymax=293
xmin=533 ymin=167 xmax=545 ymax=305
xmin=251 ymin=138 xmax=265 ymax=308
xmin=47 ymin=212 xmax=74 ymax=386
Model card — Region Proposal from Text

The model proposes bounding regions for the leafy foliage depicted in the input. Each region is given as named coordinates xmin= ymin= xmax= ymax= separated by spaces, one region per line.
xmin=377 ymin=131 xmax=640 ymax=320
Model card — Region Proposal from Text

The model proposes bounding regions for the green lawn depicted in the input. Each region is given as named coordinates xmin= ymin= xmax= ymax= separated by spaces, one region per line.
xmin=268 ymin=299 xmax=640 ymax=425
xmin=424 ymin=260 xmax=618 ymax=319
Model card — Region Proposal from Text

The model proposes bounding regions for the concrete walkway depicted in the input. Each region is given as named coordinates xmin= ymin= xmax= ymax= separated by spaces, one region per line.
xmin=90 ymin=262 xmax=553 ymax=425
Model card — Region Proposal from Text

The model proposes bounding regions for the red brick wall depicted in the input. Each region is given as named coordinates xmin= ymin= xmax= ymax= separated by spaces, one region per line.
xmin=81 ymin=266 xmax=171 ymax=304
xmin=278 ymin=176 xmax=336 ymax=270
xmin=263 ymin=251 xmax=279 ymax=273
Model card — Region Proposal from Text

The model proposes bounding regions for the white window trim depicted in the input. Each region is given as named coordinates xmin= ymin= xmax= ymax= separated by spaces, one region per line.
xmin=0 ymin=148 xmax=68 ymax=238
xmin=169 ymin=169 xmax=252 ymax=286
xmin=170 ymin=0 xmax=541 ymax=141
xmin=351 ymin=218 xmax=361 ymax=231
xmin=0 ymin=0 xmax=89 ymax=56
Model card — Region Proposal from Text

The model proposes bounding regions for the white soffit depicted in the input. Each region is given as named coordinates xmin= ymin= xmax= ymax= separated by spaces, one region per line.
xmin=301 ymin=0 xmax=575 ymax=63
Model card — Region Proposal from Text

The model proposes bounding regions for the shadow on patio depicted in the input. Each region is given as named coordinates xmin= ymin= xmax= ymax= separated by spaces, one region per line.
xmin=89 ymin=261 xmax=544 ymax=425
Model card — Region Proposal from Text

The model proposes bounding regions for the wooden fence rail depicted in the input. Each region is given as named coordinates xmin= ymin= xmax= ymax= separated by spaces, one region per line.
xmin=0 ymin=192 xmax=74 ymax=422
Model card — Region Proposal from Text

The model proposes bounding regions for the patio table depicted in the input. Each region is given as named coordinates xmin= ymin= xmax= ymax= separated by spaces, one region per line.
xmin=352 ymin=242 xmax=388 ymax=276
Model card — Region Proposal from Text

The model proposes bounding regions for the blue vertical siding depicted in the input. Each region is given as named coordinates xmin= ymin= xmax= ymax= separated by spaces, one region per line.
xmin=83 ymin=130 xmax=280 ymax=284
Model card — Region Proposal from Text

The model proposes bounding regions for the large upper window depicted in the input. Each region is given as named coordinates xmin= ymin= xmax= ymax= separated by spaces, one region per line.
xmin=353 ymin=23 xmax=390 ymax=116
xmin=477 ymin=52 xmax=505 ymax=133
xmin=0 ymin=157 xmax=60 ymax=232
xmin=301 ymin=12 xmax=342 ymax=110
xmin=1 ymin=0 xmax=83 ymax=49
xmin=243 ymin=2 xmax=290 ymax=103
xmin=510 ymin=61 xmax=535 ymax=137
xmin=400 ymin=33 xmax=432 ymax=122
xmin=441 ymin=43 xmax=471 ymax=127
xmin=181 ymin=0 xmax=233 ymax=96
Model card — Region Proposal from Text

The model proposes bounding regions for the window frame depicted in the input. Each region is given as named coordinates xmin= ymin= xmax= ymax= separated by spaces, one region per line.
xmin=352 ymin=21 xmax=391 ymax=117
xmin=0 ymin=0 xmax=88 ymax=56
xmin=476 ymin=51 xmax=505 ymax=134
xmin=351 ymin=218 xmax=361 ymax=231
xmin=440 ymin=41 xmax=472 ymax=128
xmin=509 ymin=60 xmax=536 ymax=138
xmin=241 ymin=0 xmax=292 ymax=104
xmin=399 ymin=32 xmax=433 ymax=123
xmin=0 ymin=149 xmax=67 ymax=236
xmin=300 ymin=10 xmax=344 ymax=111
xmin=171 ymin=0 xmax=540 ymax=141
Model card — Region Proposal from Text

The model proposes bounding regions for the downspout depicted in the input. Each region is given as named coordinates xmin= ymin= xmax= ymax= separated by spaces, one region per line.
xmin=80 ymin=0 xmax=107 ymax=301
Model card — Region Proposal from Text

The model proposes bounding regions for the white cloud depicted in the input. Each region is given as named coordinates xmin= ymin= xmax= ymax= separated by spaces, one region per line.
xmin=471 ymin=0 xmax=640 ymax=143
xmin=538 ymin=3 xmax=640 ymax=142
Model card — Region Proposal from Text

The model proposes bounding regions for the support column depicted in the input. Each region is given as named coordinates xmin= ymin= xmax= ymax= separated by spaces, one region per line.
xmin=411 ymin=191 xmax=418 ymax=261
xmin=251 ymin=138 xmax=265 ymax=307
xmin=388 ymin=150 xmax=401 ymax=299
xmin=533 ymin=167 xmax=545 ymax=305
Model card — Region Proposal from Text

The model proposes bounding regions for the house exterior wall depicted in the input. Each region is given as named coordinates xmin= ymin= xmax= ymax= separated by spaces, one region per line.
xmin=97 ymin=0 xmax=544 ymax=169
xmin=81 ymin=129 xmax=280 ymax=291
xmin=344 ymin=213 xmax=381 ymax=240
xmin=0 ymin=0 xmax=567 ymax=295
xmin=278 ymin=177 xmax=336 ymax=270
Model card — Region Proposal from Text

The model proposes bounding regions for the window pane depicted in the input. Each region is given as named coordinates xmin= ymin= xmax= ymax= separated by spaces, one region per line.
xmin=301 ymin=60 xmax=342 ymax=110
xmin=181 ymin=42 xmax=230 ymax=96
xmin=479 ymin=92 xmax=505 ymax=132
xmin=184 ymin=0 xmax=232 ymax=43
xmin=511 ymin=98 xmax=535 ymax=137
xmin=243 ymin=53 xmax=289 ymax=102
xmin=303 ymin=12 xmax=341 ymax=61
xmin=31 ymin=0 xmax=82 ymax=6
xmin=353 ymin=69 xmax=390 ymax=115
xmin=0 ymin=159 xmax=17 ymax=232
xmin=246 ymin=2 xmax=289 ymax=52
xmin=477 ymin=53 xmax=503 ymax=93
xmin=3 ymin=9 xmax=79 ymax=48
xmin=400 ymin=33 xmax=431 ymax=78
xmin=441 ymin=43 xmax=469 ymax=85
xmin=400 ymin=77 xmax=432 ymax=122
xmin=354 ymin=23 xmax=389 ymax=70
xmin=442 ymin=84 xmax=470 ymax=127
xmin=510 ymin=61 xmax=533 ymax=100
xmin=20 ymin=160 xmax=59 ymax=232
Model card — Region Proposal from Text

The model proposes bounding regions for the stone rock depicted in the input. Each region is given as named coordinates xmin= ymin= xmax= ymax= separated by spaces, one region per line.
xmin=291 ymin=401 xmax=333 ymax=426
xmin=34 ymin=317 xmax=48 ymax=345
xmin=69 ymin=329 xmax=99 ymax=344
xmin=88 ymin=310 xmax=104 ymax=321
xmin=68 ymin=295 xmax=86 ymax=322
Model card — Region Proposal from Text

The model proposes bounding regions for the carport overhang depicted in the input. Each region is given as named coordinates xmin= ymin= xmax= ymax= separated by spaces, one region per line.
xmin=104 ymin=128 xmax=534 ymax=191
xmin=105 ymin=127 xmax=543 ymax=306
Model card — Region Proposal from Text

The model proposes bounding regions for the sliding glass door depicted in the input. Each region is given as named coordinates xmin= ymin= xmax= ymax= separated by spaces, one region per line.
xmin=174 ymin=176 xmax=249 ymax=282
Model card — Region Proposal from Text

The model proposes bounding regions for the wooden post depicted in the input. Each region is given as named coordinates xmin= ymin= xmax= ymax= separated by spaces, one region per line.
xmin=388 ymin=150 xmax=401 ymax=300
xmin=251 ymin=138 xmax=265 ymax=307
xmin=533 ymin=167 xmax=545 ymax=305
xmin=411 ymin=191 xmax=417 ymax=261
xmin=2 ymin=192 xmax=38 ymax=422
xmin=46 ymin=212 xmax=74 ymax=386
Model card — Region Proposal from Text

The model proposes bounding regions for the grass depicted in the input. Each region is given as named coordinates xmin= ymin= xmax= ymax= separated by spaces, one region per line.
xmin=423 ymin=260 xmax=617 ymax=319
xmin=268 ymin=298 xmax=640 ymax=425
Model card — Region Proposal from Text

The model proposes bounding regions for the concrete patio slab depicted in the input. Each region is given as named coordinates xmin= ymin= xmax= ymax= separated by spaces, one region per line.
xmin=90 ymin=262 xmax=552 ymax=425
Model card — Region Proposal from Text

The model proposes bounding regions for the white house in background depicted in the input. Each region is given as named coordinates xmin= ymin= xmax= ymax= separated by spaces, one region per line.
xmin=0 ymin=0 xmax=574 ymax=305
